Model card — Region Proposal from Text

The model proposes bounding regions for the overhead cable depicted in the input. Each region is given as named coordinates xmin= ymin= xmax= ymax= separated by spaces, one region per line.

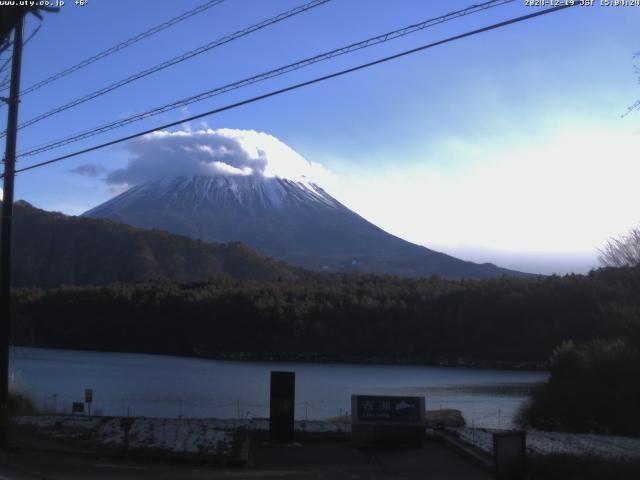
xmin=16 ymin=0 xmax=514 ymax=157
xmin=2 ymin=0 xmax=331 ymax=138
xmin=10 ymin=3 xmax=577 ymax=177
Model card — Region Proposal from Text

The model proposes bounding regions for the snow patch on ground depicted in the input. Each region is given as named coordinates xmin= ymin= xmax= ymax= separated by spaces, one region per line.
xmin=451 ymin=427 xmax=640 ymax=460
xmin=13 ymin=415 xmax=351 ymax=453
xmin=14 ymin=415 xmax=235 ymax=455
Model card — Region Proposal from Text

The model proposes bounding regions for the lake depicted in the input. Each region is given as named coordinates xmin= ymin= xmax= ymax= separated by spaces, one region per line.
xmin=10 ymin=347 xmax=547 ymax=428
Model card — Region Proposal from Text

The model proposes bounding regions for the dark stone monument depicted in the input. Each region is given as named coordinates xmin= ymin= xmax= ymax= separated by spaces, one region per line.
xmin=493 ymin=430 xmax=526 ymax=480
xmin=269 ymin=371 xmax=295 ymax=443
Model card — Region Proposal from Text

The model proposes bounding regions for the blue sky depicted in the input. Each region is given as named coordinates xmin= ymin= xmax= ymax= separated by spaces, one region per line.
xmin=3 ymin=0 xmax=640 ymax=274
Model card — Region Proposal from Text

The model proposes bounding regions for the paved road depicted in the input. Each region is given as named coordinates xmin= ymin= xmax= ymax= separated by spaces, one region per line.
xmin=0 ymin=441 xmax=490 ymax=479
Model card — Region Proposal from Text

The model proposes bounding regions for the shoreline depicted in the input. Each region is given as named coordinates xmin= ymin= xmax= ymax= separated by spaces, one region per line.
xmin=11 ymin=344 xmax=548 ymax=372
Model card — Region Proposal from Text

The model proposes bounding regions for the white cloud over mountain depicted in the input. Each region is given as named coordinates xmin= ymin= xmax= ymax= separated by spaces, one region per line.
xmin=98 ymin=128 xmax=334 ymax=188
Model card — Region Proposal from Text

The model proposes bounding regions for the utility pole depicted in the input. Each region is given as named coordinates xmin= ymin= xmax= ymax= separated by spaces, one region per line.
xmin=0 ymin=12 xmax=24 ymax=448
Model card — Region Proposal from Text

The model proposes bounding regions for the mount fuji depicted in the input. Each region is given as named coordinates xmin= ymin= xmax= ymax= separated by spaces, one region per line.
xmin=83 ymin=174 xmax=530 ymax=278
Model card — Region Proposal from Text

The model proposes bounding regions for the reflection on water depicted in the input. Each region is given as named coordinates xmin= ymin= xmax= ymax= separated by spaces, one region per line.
xmin=10 ymin=347 xmax=547 ymax=428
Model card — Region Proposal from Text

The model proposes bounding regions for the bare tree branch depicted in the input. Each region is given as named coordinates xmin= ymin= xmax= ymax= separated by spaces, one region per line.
xmin=598 ymin=225 xmax=640 ymax=267
xmin=623 ymin=51 xmax=640 ymax=116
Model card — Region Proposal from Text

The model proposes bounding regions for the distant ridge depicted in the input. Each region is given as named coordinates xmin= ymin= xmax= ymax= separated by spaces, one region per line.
xmin=84 ymin=175 xmax=533 ymax=279
xmin=6 ymin=200 xmax=301 ymax=287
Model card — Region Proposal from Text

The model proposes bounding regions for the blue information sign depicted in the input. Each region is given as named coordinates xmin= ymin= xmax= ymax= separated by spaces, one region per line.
xmin=354 ymin=395 xmax=423 ymax=423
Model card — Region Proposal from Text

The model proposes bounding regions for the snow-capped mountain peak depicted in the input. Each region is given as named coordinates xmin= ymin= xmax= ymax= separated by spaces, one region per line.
xmin=84 ymin=173 xmax=530 ymax=279
xmin=85 ymin=175 xmax=343 ymax=218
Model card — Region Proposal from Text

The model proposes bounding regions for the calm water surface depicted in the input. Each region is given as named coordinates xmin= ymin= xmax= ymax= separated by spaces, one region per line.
xmin=10 ymin=347 xmax=547 ymax=428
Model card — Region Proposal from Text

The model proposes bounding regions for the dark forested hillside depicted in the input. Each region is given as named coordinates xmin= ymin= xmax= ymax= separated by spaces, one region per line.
xmin=11 ymin=266 xmax=640 ymax=365
xmin=5 ymin=201 xmax=301 ymax=286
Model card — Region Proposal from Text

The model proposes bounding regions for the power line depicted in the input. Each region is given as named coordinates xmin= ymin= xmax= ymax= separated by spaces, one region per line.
xmin=0 ymin=23 xmax=41 ymax=87
xmin=2 ymin=0 xmax=331 ymax=138
xmin=1 ymin=0 xmax=227 ymax=96
xmin=0 ymin=69 xmax=9 ymax=91
xmin=16 ymin=0 xmax=514 ymax=159
xmin=0 ymin=24 xmax=40 ymax=77
xmin=0 ymin=39 xmax=11 ymax=56
xmin=10 ymin=3 xmax=577 ymax=177
xmin=23 ymin=23 xmax=42 ymax=46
